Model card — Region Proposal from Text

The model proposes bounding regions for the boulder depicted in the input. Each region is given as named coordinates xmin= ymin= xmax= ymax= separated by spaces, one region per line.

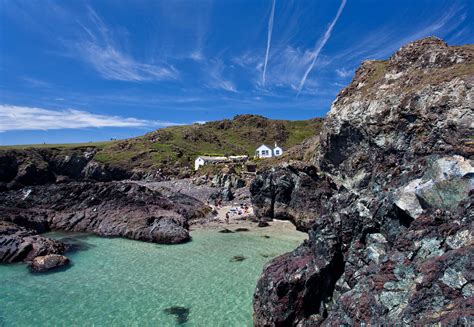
xmin=0 ymin=221 xmax=66 ymax=263
xmin=29 ymin=254 xmax=70 ymax=272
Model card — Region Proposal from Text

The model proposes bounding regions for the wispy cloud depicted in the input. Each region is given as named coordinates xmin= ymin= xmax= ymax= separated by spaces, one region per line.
xmin=70 ymin=7 xmax=178 ymax=82
xmin=0 ymin=104 xmax=180 ymax=132
xmin=21 ymin=77 xmax=53 ymax=89
xmin=336 ymin=68 xmax=352 ymax=78
xmin=207 ymin=59 xmax=237 ymax=92
xmin=297 ymin=0 xmax=347 ymax=95
xmin=262 ymin=0 xmax=276 ymax=86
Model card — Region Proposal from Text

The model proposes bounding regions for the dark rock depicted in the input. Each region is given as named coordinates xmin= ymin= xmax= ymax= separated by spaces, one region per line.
xmin=0 ymin=221 xmax=66 ymax=263
xmin=163 ymin=306 xmax=190 ymax=325
xmin=258 ymin=221 xmax=270 ymax=227
xmin=212 ymin=173 xmax=245 ymax=189
xmin=231 ymin=255 xmax=246 ymax=262
xmin=0 ymin=147 xmax=132 ymax=189
xmin=218 ymin=228 xmax=234 ymax=233
xmin=0 ymin=181 xmax=209 ymax=245
xmin=252 ymin=38 xmax=474 ymax=326
xmin=209 ymin=186 xmax=234 ymax=202
xmin=234 ymin=228 xmax=249 ymax=232
xmin=250 ymin=163 xmax=337 ymax=231
xmin=29 ymin=254 xmax=70 ymax=272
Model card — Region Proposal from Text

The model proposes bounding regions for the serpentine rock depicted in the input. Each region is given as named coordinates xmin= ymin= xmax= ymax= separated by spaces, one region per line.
xmin=252 ymin=37 xmax=474 ymax=325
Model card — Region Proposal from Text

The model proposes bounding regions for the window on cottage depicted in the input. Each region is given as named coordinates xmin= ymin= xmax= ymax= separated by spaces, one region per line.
xmin=275 ymin=150 xmax=280 ymax=155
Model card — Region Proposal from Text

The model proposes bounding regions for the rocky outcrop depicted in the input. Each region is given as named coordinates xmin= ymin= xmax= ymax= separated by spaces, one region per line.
xmin=211 ymin=173 xmax=245 ymax=189
xmin=0 ymin=221 xmax=66 ymax=263
xmin=29 ymin=254 xmax=70 ymax=272
xmin=0 ymin=147 xmax=131 ymax=190
xmin=252 ymin=37 xmax=474 ymax=325
xmin=0 ymin=181 xmax=211 ymax=249
xmin=250 ymin=163 xmax=338 ymax=231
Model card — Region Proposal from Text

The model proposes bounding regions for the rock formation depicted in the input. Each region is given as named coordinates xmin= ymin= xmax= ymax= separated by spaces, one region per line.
xmin=0 ymin=221 xmax=67 ymax=263
xmin=251 ymin=37 xmax=473 ymax=325
xmin=29 ymin=254 xmax=70 ymax=272
xmin=0 ymin=147 xmax=131 ymax=190
xmin=0 ymin=181 xmax=211 ymax=264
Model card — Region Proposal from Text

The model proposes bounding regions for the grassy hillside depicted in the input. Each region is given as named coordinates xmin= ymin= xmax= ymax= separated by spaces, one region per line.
xmin=1 ymin=115 xmax=324 ymax=174
xmin=94 ymin=115 xmax=323 ymax=172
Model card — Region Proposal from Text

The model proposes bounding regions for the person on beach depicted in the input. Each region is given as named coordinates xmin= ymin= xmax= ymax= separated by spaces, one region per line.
xmin=225 ymin=212 xmax=230 ymax=224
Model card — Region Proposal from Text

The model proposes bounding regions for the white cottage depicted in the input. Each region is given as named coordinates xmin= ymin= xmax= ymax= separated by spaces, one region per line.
xmin=255 ymin=143 xmax=284 ymax=158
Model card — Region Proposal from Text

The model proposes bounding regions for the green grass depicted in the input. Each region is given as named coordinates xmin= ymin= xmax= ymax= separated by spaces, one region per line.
xmin=1 ymin=115 xmax=324 ymax=175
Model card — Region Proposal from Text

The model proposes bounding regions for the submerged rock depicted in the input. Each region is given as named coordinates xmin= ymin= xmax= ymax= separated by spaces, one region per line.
xmin=252 ymin=37 xmax=474 ymax=326
xmin=163 ymin=306 xmax=190 ymax=325
xmin=230 ymin=255 xmax=246 ymax=262
xmin=29 ymin=254 xmax=70 ymax=272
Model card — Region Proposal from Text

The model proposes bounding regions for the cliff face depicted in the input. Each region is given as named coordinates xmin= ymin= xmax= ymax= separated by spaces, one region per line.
xmin=0 ymin=147 xmax=133 ymax=190
xmin=251 ymin=37 xmax=473 ymax=325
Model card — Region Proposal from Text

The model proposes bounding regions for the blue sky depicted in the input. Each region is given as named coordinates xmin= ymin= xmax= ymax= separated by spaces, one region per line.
xmin=0 ymin=0 xmax=472 ymax=145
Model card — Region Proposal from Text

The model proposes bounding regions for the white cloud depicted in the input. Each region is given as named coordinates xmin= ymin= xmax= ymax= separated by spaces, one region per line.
xmin=71 ymin=7 xmax=178 ymax=82
xmin=297 ymin=0 xmax=347 ymax=95
xmin=189 ymin=50 xmax=205 ymax=62
xmin=0 ymin=104 xmax=180 ymax=132
xmin=336 ymin=68 xmax=353 ymax=78
xmin=207 ymin=59 xmax=237 ymax=92
xmin=77 ymin=43 xmax=178 ymax=82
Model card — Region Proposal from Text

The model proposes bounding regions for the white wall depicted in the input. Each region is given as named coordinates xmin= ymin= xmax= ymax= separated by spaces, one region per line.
xmin=255 ymin=145 xmax=273 ymax=158
xmin=273 ymin=146 xmax=283 ymax=156
xmin=195 ymin=158 xmax=205 ymax=170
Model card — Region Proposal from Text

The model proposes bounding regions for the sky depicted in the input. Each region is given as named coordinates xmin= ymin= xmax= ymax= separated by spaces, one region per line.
xmin=0 ymin=0 xmax=473 ymax=145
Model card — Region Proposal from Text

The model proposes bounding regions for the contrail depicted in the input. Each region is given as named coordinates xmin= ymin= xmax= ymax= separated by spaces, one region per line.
xmin=262 ymin=0 xmax=276 ymax=86
xmin=297 ymin=0 xmax=347 ymax=96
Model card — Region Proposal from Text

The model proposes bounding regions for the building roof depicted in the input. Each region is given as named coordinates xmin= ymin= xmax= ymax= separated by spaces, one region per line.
xmin=196 ymin=156 xmax=230 ymax=162
xmin=256 ymin=144 xmax=272 ymax=150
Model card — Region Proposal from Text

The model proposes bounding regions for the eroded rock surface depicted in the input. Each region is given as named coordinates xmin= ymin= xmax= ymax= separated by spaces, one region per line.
xmin=0 ymin=181 xmax=211 ymax=252
xmin=252 ymin=37 xmax=474 ymax=325
xmin=29 ymin=254 xmax=70 ymax=272
xmin=0 ymin=221 xmax=66 ymax=263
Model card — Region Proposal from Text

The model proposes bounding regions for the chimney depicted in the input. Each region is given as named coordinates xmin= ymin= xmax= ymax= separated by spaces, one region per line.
xmin=274 ymin=142 xmax=277 ymax=148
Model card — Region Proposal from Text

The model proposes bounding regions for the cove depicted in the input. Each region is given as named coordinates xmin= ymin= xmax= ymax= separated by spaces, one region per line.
xmin=0 ymin=223 xmax=305 ymax=326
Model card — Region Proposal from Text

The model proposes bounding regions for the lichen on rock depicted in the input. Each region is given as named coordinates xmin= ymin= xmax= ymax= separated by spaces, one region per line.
xmin=251 ymin=37 xmax=474 ymax=326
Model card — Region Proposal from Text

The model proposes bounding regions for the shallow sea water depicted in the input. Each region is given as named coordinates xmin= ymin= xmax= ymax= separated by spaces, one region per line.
xmin=0 ymin=224 xmax=305 ymax=326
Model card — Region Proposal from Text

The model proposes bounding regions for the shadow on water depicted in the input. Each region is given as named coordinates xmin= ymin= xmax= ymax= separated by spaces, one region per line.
xmin=60 ymin=237 xmax=96 ymax=254
xmin=163 ymin=306 xmax=190 ymax=325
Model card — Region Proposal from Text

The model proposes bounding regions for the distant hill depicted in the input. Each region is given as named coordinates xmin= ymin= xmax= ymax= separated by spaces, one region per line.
xmin=94 ymin=114 xmax=323 ymax=174
xmin=1 ymin=115 xmax=324 ymax=176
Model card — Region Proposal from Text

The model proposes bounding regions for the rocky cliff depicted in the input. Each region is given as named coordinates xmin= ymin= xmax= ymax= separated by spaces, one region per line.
xmin=251 ymin=37 xmax=473 ymax=325
xmin=0 ymin=147 xmax=133 ymax=190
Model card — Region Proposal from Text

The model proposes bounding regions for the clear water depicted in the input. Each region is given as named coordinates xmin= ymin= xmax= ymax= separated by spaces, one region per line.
xmin=0 ymin=225 xmax=305 ymax=326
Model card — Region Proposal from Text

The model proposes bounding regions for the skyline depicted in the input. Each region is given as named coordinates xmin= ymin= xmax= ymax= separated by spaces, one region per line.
xmin=1 ymin=0 xmax=473 ymax=145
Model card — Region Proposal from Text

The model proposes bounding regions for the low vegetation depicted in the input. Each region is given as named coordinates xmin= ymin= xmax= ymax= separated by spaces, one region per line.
xmin=2 ymin=115 xmax=324 ymax=174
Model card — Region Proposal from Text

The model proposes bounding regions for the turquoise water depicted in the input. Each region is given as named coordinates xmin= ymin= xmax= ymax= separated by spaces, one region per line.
xmin=0 ymin=225 xmax=305 ymax=326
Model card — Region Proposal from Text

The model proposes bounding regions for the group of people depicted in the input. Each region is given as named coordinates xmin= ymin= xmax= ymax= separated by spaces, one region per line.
xmin=224 ymin=203 xmax=250 ymax=223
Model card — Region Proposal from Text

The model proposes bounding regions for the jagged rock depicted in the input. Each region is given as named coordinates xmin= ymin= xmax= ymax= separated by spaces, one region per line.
xmin=0 ymin=181 xmax=209 ymax=245
xmin=0 ymin=148 xmax=132 ymax=189
xmin=250 ymin=163 xmax=338 ymax=231
xmin=211 ymin=173 xmax=245 ymax=189
xmin=252 ymin=38 xmax=474 ymax=326
xmin=209 ymin=186 xmax=234 ymax=202
xmin=29 ymin=254 xmax=70 ymax=272
xmin=0 ymin=221 xmax=66 ymax=263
